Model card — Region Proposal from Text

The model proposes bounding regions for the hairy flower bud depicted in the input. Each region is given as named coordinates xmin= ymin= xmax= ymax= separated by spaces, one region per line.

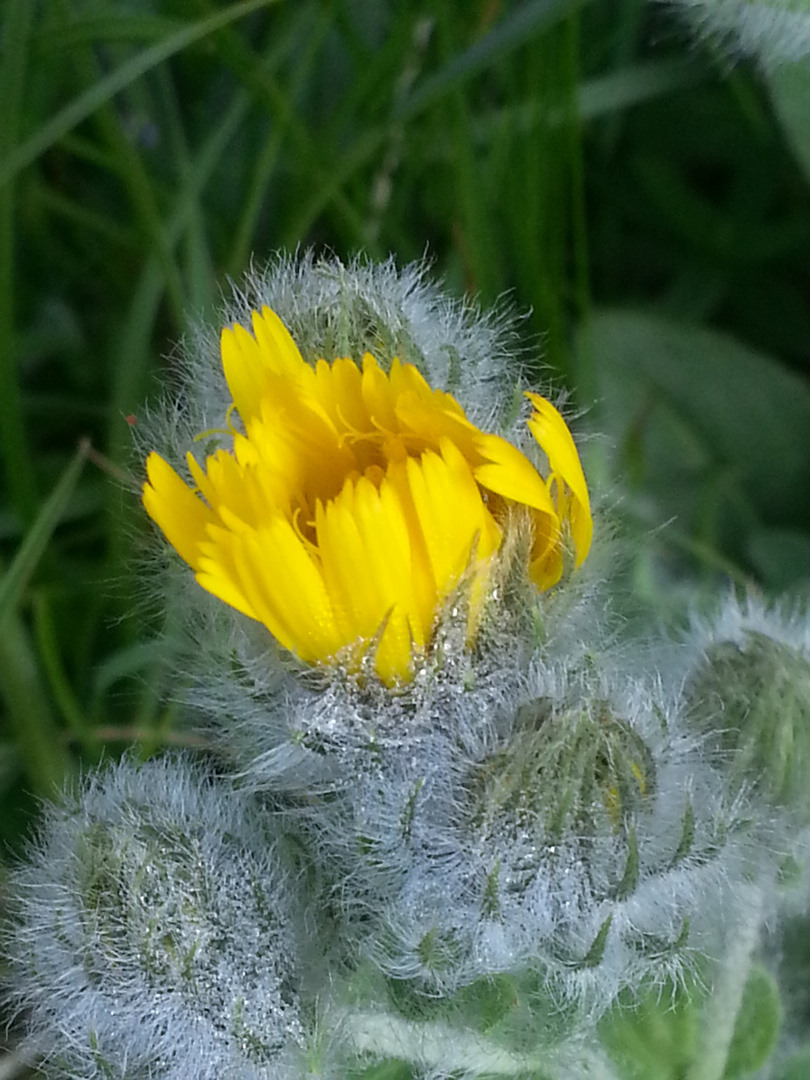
xmin=685 ymin=597 xmax=810 ymax=820
xmin=314 ymin=675 xmax=744 ymax=1020
xmin=4 ymin=756 xmax=307 ymax=1080
xmin=470 ymin=698 xmax=656 ymax=846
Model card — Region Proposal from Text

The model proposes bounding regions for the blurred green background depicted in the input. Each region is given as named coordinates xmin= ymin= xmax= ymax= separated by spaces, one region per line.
xmin=1 ymin=0 xmax=810 ymax=850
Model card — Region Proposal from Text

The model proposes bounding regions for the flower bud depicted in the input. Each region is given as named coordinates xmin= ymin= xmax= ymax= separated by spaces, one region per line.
xmin=346 ymin=680 xmax=741 ymax=1018
xmin=470 ymin=697 xmax=656 ymax=849
xmin=4 ymin=755 xmax=307 ymax=1080
xmin=685 ymin=604 xmax=810 ymax=819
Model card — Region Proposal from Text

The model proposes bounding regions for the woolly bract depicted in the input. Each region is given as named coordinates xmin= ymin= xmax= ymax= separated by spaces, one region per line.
xmin=143 ymin=304 xmax=591 ymax=685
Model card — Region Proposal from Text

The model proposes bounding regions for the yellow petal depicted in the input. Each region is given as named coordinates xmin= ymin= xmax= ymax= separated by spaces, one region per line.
xmin=361 ymin=353 xmax=398 ymax=432
xmin=196 ymin=526 xmax=259 ymax=621
xmin=142 ymin=452 xmax=215 ymax=570
xmin=383 ymin=461 xmax=440 ymax=636
xmin=221 ymin=308 xmax=307 ymax=426
xmin=249 ymin=388 xmax=355 ymax=509
xmin=389 ymin=357 xmax=468 ymax=423
xmin=315 ymin=356 xmax=370 ymax=437
xmin=406 ymin=439 xmax=501 ymax=595
xmin=251 ymin=306 xmax=307 ymax=379
xmin=393 ymin=382 xmax=478 ymax=458
xmin=529 ymin=509 xmax=564 ymax=590
xmin=144 ymin=306 xmax=594 ymax=685
xmin=316 ymin=476 xmax=420 ymax=683
xmin=233 ymin=518 xmax=341 ymax=662
xmin=524 ymin=393 xmax=589 ymax=508
xmin=472 ymin=432 xmax=557 ymax=515
xmin=524 ymin=393 xmax=592 ymax=566
xmin=221 ymin=322 xmax=271 ymax=424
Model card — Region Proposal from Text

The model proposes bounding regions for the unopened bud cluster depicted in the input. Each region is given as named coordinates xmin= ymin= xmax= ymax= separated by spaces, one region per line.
xmin=4 ymin=256 xmax=810 ymax=1079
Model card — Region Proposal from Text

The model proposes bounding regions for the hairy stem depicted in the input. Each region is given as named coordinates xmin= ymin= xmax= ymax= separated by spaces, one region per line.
xmin=345 ymin=1010 xmax=619 ymax=1079
xmin=686 ymin=883 xmax=763 ymax=1080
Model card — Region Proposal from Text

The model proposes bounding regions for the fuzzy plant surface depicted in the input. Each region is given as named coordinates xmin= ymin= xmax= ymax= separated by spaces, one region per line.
xmin=4 ymin=254 xmax=810 ymax=1080
xmin=2 ymin=755 xmax=321 ymax=1080
xmin=670 ymin=0 xmax=810 ymax=63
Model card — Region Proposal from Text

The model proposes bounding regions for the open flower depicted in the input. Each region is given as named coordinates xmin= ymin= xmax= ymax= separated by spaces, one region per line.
xmin=143 ymin=307 xmax=591 ymax=684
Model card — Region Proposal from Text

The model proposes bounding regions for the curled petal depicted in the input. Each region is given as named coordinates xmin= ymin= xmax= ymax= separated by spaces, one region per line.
xmin=472 ymin=432 xmax=557 ymax=516
xmin=525 ymin=392 xmax=593 ymax=567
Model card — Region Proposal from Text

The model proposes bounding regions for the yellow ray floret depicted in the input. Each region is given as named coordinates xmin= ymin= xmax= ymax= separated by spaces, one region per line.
xmin=143 ymin=306 xmax=592 ymax=684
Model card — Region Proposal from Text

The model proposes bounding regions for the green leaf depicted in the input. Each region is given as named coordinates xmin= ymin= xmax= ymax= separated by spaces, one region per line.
xmin=580 ymin=915 xmax=613 ymax=968
xmin=768 ymin=58 xmax=810 ymax=185
xmin=580 ymin=310 xmax=810 ymax=571
xmin=671 ymin=798 xmax=695 ymax=866
xmin=599 ymin=983 xmax=700 ymax=1080
xmin=613 ymin=826 xmax=639 ymax=899
xmin=773 ymin=1046 xmax=810 ymax=1080
xmin=722 ymin=966 xmax=782 ymax=1080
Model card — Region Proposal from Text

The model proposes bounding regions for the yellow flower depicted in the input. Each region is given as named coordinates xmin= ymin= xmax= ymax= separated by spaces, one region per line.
xmin=143 ymin=307 xmax=592 ymax=684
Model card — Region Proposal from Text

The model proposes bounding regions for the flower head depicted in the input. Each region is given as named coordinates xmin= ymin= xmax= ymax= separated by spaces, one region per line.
xmin=143 ymin=307 xmax=591 ymax=684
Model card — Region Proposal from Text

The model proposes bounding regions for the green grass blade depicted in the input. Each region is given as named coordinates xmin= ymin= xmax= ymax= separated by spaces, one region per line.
xmin=0 ymin=0 xmax=38 ymax=525
xmin=227 ymin=8 xmax=331 ymax=272
xmin=563 ymin=13 xmax=592 ymax=397
xmin=0 ymin=610 xmax=70 ymax=795
xmin=192 ymin=0 xmax=369 ymax=248
xmin=286 ymin=0 xmax=591 ymax=247
xmin=33 ymin=592 xmax=96 ymax=752
xmin=473 ymin=60 xmax=698 ymax=138
xmin=434 ymin=8 xmax=501 ymax=301
xmin=34 ymin=184 xmax=139 ymax=249
xmin=579 ymin=59 xmax=700 ymax=121
xmin=155 ymin=66 xmax=216 ymax=316
xmin=104 ymin=80 xmax=256 ymax=588
xmin=0 ymin=0 xmax=278 ymax=189
xmin=0 ymin=441 xmax=89 ymax=629
xmin=32 ymin=13 xmax=182 ymax=56
xmin=90 ymin=639 xmax=180 ymax=712
xmin=280 ymin=128 xmax=385 ymax=248
xmin=108 ymin=80 xmax=255 ymax=449
xmin=396 ymin=0 xmax=589 ymax=121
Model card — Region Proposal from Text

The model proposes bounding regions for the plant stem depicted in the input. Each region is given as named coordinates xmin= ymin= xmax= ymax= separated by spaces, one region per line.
xmin=685 ymin=883 xmax=763 ymax=1080
xmin=345 ymin=1010 xmax=619 ymax=1079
